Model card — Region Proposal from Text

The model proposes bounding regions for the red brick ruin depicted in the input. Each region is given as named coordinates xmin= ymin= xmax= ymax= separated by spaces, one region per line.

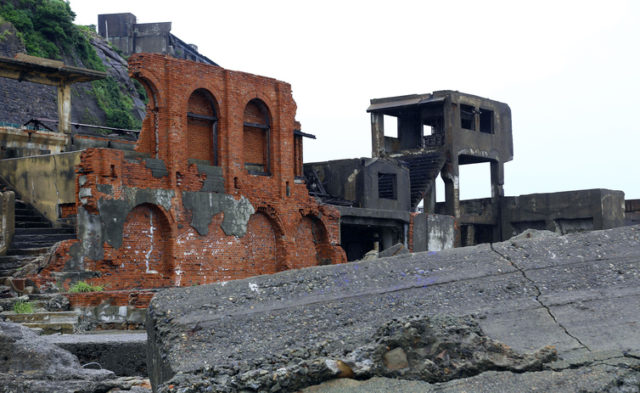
xmin=34 ymin=54 xmax=346 ymax=305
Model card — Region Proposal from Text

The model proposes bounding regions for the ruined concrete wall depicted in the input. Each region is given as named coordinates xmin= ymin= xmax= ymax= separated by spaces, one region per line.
xmin=0 ymin=126 xmax=67 ymax=158
xmin=410 ymin=212 xmax=454 ymax=252
xmin=0 ymin=151 xmax=80 ymax=223
xmin=306 ymin=158 xmax=410 ymax=211
xmin=33 ymin=54 xmax=345 ymax=301
xmin=501 ymin=189 xmax=625 ymax=239
xmin=625 ymin=199 xmax=640 ymax=226
xmin=0 ymin=191 xmax=15 ymax=255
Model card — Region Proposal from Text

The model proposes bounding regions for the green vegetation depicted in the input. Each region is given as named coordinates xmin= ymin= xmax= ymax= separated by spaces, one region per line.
xmin=13 ymin=300 xmax=34 ymax=314
xmin=91 ymin=77 xmax=140 ymax=129
xmin=0 ymin=0 xmax=141 ymax=130
xmin=0 ymin=0 xmax=78 ymax=60
xmin=69 ymin=281 xmax=104 ymax=293
xmin=133 ymin=79 xmax=149 ymax=105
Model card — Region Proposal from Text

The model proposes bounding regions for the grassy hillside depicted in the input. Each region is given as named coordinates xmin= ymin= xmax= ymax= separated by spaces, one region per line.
xmin=0 ymin=0 xmax=143 ymax=130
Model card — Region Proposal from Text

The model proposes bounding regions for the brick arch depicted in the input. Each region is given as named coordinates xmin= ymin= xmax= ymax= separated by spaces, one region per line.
xmin=243 ymin=98 xmax=271 ymax=174
xmin=186 ymin=88 xmax=219 ymax=165
xmin=293 ymin=214 xmax=332 ymax=268
xmin=132 ymin=75 xmax=164 ymax=157
xmin=241 ymin=212 xmax=285 ymax=275
xmin=115 ymin=203 xmax=173 ymax=289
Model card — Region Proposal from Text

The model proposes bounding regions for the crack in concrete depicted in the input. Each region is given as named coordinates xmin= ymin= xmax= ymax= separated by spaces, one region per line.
xmin=490 ymin=243 xmax=592 ymax=352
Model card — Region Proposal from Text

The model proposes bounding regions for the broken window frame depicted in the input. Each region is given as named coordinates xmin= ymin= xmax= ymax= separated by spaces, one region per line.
xmin=186 ymin=89 xmax=219 ymax=166
xmin=460 ymin=104 xmax=476 ymax=131
xmin=479 ymin=108 xmax=494 ymax=134
xmin=378 ymin=172 xmax=398 ymax=200
xmin=243 ymin=99 xmax=271 ymax=176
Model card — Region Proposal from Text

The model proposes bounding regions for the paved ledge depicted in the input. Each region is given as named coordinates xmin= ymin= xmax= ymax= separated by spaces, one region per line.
xmin=45 ymin=331 xmax=147 ymax=376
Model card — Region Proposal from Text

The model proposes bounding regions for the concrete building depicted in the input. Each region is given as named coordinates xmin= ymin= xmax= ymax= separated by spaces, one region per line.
xmin=97 ymin=13 xmax=217 ymax=65
xmin=306 ymin=91 xmax=626 ymax=258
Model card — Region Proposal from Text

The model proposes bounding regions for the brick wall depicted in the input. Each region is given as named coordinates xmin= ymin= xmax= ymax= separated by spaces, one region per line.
xmin=33 ymin=54 xmax=346 ymax=306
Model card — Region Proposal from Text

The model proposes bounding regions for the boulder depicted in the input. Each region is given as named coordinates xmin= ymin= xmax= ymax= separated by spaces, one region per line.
xmin=146 ymin=225 xmax=640 ymax=392
xmin=0 ymin=321 xmax=148 ymax=393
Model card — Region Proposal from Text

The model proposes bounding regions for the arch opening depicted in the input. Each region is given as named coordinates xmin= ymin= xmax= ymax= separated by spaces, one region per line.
xmin=187 ymin=88 xmax=219 ymax=166
xmin=118 ymin=203 xmax=172 ymax=289
xmin=243 ymin=99 xmax=271 ymax=175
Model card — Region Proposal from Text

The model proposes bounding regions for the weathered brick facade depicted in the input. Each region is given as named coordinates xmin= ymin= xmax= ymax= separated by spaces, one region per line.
xmin=34 ymin=54 xmax=345 ymax=304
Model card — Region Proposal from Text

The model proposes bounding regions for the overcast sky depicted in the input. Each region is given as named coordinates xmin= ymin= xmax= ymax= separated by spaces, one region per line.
xmin=72 ymin=0 xmax=640 ymax=200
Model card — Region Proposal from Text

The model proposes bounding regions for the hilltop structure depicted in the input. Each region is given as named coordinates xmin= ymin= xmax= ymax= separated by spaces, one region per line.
xmin=97 ymin=13 xmax=217 ymax=65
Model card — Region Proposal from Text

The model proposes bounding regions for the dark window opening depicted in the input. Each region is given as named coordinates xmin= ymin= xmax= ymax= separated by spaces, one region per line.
xmin=243 ymin=99 xmax=271 ymax=175
xmin=378 ymin=172 xmax=397 ymax=200
xmin=187 ymin=89 xmax=218 ymax=166
xmin=460 ymin=104 xmax=475 ymax=130
xmin=479 ymin=108 xmax=494 ymax=134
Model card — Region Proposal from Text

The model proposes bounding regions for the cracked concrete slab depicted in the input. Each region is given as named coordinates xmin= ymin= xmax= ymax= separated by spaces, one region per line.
xmin=146 ymin=225 xmax=640 ymax=392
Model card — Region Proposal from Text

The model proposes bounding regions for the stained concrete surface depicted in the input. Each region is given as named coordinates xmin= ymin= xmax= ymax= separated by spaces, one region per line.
xmin=145 ymin=225 xmax=640 ymax=392
xmin=44 ymin=331 xmax=147 ymax=377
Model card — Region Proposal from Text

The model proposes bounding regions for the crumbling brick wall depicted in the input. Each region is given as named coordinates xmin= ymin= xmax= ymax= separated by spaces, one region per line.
xmin=33 ymin=54 xmax=346 ymax=302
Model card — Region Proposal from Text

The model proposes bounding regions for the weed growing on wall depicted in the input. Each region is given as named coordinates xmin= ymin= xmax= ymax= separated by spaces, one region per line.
xmin=13 ymin=300 xmax=34 ymax=314
xmin=69 ymin=281 xmax=104 ymax=293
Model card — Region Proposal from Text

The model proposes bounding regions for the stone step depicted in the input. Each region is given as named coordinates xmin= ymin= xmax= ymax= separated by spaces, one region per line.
xmin=15 ymin=221 xmax=53 ymax=229
xmin=2 ymin=310 xmax=79 ymax=334
xmin=12 ymin=233 xmax=75 ymax=243
xmin=22 ymin=321 xmax=76 ymax=334
xmin=15 ymin=214 xmax=49 ymax=222
xmin=14 ymin=227 xmax=75 ymax=235
xmin=0 ymin=255 xmax=33 ymax=264
xmin=11 ymin=241 xmax=62 ymax=249
xmin=6 ymin=247 xmax=50 ymax=256
xmin=1 ymin=311 xmax=78 ymax=323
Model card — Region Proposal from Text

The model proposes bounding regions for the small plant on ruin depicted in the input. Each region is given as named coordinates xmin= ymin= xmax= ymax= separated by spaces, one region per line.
xmin=13 ymin=300 xmax=34 ymax=314
xmin=69 ymin=281 xmax=104 ymax=293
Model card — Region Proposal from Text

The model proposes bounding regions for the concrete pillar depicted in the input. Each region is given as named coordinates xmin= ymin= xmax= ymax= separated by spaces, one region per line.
xmin=424 ymin=179 xmax=436 ymax=214
xmin=464 ymin=225 xmax=475 ymax=246
xmin=441 ymin=158 xmax=460 ymax=246
xmin=441 ymin=162 xmax=459 ymax=219
xmin=57 ymin=82 xmax=72 ymax=134
xmin=371 ymin=113 xmax=384 ymax=158
xmin=491 ymin=161 xmax=504 ymax=241
xmin=490 ymin=161 xmax=504 ymax=199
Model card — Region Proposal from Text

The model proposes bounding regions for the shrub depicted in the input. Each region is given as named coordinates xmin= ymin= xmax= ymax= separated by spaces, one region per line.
xmin=69 ymin=281 xmax=103 ymax=293
xmin=13 ymin=300 xmax=34 ymax=314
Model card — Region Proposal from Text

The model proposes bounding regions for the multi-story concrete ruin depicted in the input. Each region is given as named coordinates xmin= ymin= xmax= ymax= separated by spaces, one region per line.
xmin=307 ymin=91 xmax=627 ymax=259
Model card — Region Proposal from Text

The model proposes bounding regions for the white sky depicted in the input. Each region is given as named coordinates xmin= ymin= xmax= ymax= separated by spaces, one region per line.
xmin=72 ymin=0 xmax=640 ymax=200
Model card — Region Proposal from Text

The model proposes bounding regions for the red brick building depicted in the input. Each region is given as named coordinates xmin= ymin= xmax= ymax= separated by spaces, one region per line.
xmin=35 ymin=54 xmax=346 ymax=300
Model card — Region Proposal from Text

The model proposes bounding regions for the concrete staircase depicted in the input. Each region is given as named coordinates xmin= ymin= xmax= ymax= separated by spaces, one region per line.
xmin=1 ymin=295 xmax=78 ymax=334
xmin=0 ymin=181 xmax=79 ymax=334
xmin=0 ymin=199 xmax=75 ymax=280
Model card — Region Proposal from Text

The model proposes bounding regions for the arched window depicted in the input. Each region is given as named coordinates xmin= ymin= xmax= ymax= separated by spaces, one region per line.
xmin=243 ymin=99 xmax=270 ymax=175
xmin=187 ymin=89 xmax=218 ymax=165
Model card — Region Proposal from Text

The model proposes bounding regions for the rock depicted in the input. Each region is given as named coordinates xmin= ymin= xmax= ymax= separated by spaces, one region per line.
xmin=302 ymin=364 xmax=640 ymax=393
xmin=146 ymin=225 xmax=640 ymax=392
xmin=383 ymin=348 xmax=408 ymax=370
xmin=378 ymin=243 xmax=409 ymax=258
xmin=508 ymin=228 xmax=559 ymax=243
xmin=45 ymin=294 xmax=71 ymax=311
xmin=0 ymin=321 xmax=144 ymax=392
xmin=362 ymin=249 xmax=378 ymax=260
xmin=0 ymin=285 xmax=12 ymax=299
